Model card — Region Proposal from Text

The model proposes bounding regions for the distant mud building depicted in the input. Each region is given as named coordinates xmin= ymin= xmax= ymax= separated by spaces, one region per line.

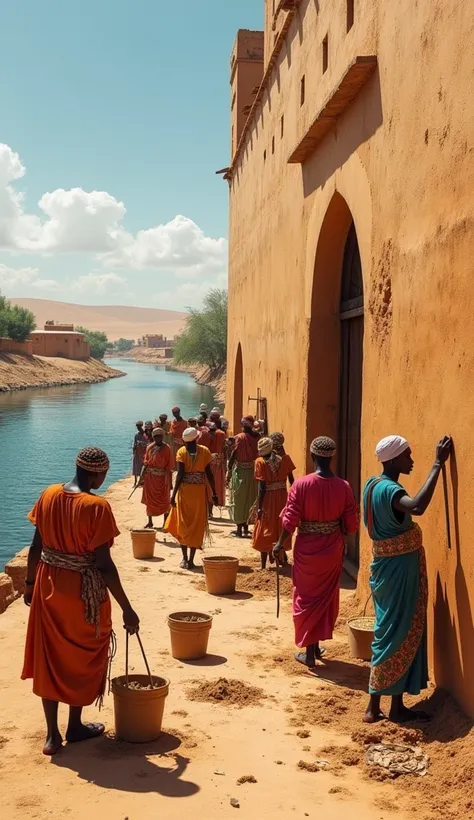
xmin=31 ymin=321 xmax=90 ymax=359
xmin=224 ymin=1 xmax=474 ymax=716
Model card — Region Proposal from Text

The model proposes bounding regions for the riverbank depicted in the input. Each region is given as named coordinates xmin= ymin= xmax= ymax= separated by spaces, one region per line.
xmin=0 ymin=353 xmax=125 ymax=392
xmin=1 ymin=479 xmax=472 ymax=820
xmin=107 ymin=347 xmax=227 ymax=403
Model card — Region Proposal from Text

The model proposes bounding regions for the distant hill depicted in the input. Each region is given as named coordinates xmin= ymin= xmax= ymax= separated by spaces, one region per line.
xmin=10 ymin=298 xmax=187 ymax=342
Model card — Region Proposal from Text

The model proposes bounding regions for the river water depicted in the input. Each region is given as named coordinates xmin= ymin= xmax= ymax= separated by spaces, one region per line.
xmin=0 ymin=359 xmax=216 ymax=565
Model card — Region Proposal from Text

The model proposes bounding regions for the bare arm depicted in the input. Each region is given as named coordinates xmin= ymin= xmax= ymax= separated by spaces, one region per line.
xmin=205 ymin=464 xmax=217 ymax=498
xmin=95 ymin=544 xmax=139 ymax=632
xmin=393 ymin=436 xmax=452 ymax=516
xmin=24 ymin=528 xmax=43 ymax=605
xmin=171 ymin=462 xmax=185 ymax=505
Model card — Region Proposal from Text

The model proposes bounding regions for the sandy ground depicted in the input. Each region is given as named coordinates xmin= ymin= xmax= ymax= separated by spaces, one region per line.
xmin=0 ymin=480 xmax=471 ymax=820
xmin=0 ymin=353 xmax=124 ymax=392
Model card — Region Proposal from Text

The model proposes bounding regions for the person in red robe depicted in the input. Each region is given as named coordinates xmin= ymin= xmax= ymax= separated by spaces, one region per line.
xmin=141 ymin=427 xmax=174 ymax=528
xmin=273 ymin=436 xmax=359 ymax=667
xmin=170 ymin=406 xmax=187 ymax=456
xmin=207 ymin=421 xmax=226 ymax=517
xmin=22 ymin=447 xmax=139 ymax=756
xmin=252 ymin=436 xmax=295 ymax=568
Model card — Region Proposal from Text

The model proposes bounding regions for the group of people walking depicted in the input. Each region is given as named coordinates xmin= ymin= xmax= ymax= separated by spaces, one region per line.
xmin=20 ymin=390 xmax=452 ymax=755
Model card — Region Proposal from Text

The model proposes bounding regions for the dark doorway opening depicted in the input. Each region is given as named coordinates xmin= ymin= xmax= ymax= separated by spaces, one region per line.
xmin=338 ymin=221 xmax=364 ymax=568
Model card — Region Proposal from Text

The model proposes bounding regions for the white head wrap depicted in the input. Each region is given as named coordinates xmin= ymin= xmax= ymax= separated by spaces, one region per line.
xmin=183 ymin=427 xmax=199 ymax=442
xmin=258 ymin=437 xmax=274 ymax=457
xmin=199 ymin=404 xmax=208 ymax=412
xmin=375 ymin=435 xmax=410 ymax=463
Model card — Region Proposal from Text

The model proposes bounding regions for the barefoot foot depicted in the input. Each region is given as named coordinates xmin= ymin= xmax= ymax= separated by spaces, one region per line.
xmin=43 ymin=732 xmax=63 ymax=756
xmin=363 ymin=708 xmax=386 ymax=724
xmin=389 ymin=706 xmax=431 ymax=724
xmin=66 ymin=723 xmax=105 ymax=744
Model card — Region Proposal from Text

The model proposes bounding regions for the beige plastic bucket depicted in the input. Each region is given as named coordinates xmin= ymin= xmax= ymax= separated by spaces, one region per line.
xmin=203 ymin=555 xmax=239 ymax=595
xmin=112 ymin=674 xmax=169 ymax=743
xmin=347 ymin=616 xmax=375 ymax=661
xmin=168 ymin=611 xmax=212 ymax=660
xmin=131 ymin=529 xmax=155 ymax=560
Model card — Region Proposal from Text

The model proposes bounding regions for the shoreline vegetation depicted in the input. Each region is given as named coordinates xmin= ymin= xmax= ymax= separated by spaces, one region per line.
xmin=107 ymin=346 xmax=227 ymax=402
xmin=0 ymin=352 xmax=125 ymax=393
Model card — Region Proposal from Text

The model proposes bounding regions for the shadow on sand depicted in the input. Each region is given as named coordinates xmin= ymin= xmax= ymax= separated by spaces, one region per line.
xmin=52 ymin=731 xmax=199 ymax=797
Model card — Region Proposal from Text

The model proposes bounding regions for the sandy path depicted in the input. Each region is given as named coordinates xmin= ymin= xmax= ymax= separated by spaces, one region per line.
xmin=0 ymin=479 xmax=411 ymax=819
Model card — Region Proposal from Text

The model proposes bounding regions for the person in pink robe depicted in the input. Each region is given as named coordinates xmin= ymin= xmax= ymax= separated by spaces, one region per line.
xmin=273 ymin=436 xmax=359 ymax=667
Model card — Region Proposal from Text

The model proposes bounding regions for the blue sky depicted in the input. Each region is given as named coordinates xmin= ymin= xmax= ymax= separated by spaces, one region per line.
xmin=0 ymin=0 xmax=263 ymax=309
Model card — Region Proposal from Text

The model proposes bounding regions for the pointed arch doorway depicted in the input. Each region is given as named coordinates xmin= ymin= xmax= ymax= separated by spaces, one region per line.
xmin=338 ymin=221 xmax=364 ymax=567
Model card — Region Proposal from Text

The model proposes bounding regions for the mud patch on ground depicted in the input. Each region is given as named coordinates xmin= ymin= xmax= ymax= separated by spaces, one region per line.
xmin=186 ymin=677 xmax=266 ymax=708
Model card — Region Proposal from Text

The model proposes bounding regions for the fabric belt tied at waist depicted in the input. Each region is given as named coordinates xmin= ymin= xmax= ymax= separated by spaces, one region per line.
xmin=41 ymin=547 xmax=106 ymax=637
xmin=236 ymin=461 xmax=254 ymax=470
xmin=372 ymin=523 xmax=423 ymax=558
xmin=266 ymin=481 xmax=287 ymax=492
xmin=211 ymin=453 xmax=225 ymax=463
xmin=148 ymin=467 xmax=165 ymax=476
xmin=182 ymin=472 xmax=205 ymax=485
xmin=298 ymin=519 xmax=341 ymax=535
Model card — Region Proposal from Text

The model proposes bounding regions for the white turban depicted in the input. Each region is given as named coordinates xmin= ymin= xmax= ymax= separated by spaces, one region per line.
xmin=375 ymin=435 xmax=410 ymax=463
xmin=183 ymin=427 xmax=199 ymax=442
xmin=199 ymin=404 xmax=208 ymax=411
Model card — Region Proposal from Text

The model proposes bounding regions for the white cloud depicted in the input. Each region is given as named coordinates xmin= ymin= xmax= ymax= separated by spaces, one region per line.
xmin=71 ymin=271 xmax=127 ymax=296
xmin=0 ymin=144 xmax=228 ymax=282
xmin=0 ymin=263 xmax=59 ymax=293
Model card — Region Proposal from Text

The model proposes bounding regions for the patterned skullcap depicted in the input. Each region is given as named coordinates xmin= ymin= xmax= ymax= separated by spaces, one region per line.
xmin=76 ymin=447 xmax=110 ymax=474
xmin=152 ymin=427 xmax=165 ymax=438
xmin=310 ymin=436 xmax=337 ymax=458
xmin=159 ymin=413 xmax=168 ymax=420
xmin=183 ymin=427 xmax=199 ymax=442
xmin=258 ymin=437 xmax=274 ymax=457
xmin=144 ymin=420 xmax=153 ymax=428
xmin=187 ymin=417 xmax=198 ymax=426
xmin=270 ymin=432 xmax=284 ymax=447
xmin=241 ymin=415 xmax=255 ymax=428
xmin=199 ymin=403 xmax=208 ymax=411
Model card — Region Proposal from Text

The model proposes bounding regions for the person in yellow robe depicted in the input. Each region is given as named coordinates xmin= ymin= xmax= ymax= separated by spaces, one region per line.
xmin=165 ymin=427 xmax=218 ymax=569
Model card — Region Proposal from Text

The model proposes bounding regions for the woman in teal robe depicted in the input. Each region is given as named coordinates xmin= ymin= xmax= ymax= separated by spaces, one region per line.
xmin=363 ymin=434 xmax=452 ymax=724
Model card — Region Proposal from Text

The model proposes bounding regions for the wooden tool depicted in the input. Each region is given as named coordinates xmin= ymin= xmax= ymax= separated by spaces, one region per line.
xmin=276 ymin=556 xmax=281 ymax=619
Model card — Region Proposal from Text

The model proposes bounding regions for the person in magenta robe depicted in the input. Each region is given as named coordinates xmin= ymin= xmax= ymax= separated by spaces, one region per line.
xmin=273 ymin=436 xmax=359 ymax=667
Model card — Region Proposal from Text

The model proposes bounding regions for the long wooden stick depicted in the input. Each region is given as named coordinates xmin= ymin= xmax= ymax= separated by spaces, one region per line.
xmin=441 ymin=465 xmax=452 ymax=549
xmin=276 ymin=558 xmax=281 ymax=619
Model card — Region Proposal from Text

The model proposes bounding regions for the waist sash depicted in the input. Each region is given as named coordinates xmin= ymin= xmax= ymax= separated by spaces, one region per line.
xmin=41 ymin=547 xmax=106 ymax=636
xmin=148 ymin=467 xmax=165 ymax=476
xmin=298 ymin=519 xmax=340 ymax=535
xmin=266 ymin=481 xmax=287 ymax=492
xmin=372 ymin=523 xmax=422 ymax=558
xmin=236 ymin=460 xmax=254 ymax=470
xmin=182 ymin=472 xmax=205 ymax=485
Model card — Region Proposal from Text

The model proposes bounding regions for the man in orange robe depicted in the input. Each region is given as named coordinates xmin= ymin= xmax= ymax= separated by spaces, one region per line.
xmin=207 ymin=421 xmax=227 ymax=518
xmin=141 ymin=427 xmax=174 ymax=528
xmin=170 ymin=406 xmax=188 ymax=456
xmin=252 ymin=436 xmax=296 ymax=568
xmin=21 ymin=447 xmax=139 ymax=756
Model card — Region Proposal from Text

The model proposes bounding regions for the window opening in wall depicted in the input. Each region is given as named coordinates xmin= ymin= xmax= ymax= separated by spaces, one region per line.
xmin=300 ymin=75 xmax=305 ymax=105
xmin=280 ymin=115 xmax=284 ymax=137
xmin=322 ymin=35 xmax=328 ymax=74
xmin=272 ymin=136 xmax=275 ymax=154
xmin=347 ymin=0 xmax=354 ymax=31
xmin=264 ymin=149 xmax=267 ymax=162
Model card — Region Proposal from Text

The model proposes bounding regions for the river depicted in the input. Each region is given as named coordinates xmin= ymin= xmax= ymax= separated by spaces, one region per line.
xmin=0 ymin=359 xmax=216 ymax=565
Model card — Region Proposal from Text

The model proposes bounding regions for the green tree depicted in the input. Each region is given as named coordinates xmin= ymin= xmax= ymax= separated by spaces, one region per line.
xmin=173 ymin=289 xmax=227 ymax=369
xmin=0 ymin=291 xmax=36 ymax=341
xmin=76 ymin=326 xmax=109 ymax=359
xmin=116 ymin=338 xmax=134 ymax=352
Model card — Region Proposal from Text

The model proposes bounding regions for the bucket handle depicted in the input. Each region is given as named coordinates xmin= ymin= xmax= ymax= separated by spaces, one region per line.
xmin=361 ymin=592 xmax=373 ymax=617
xmin=125 ymin=632 xmax=155 ymax=689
